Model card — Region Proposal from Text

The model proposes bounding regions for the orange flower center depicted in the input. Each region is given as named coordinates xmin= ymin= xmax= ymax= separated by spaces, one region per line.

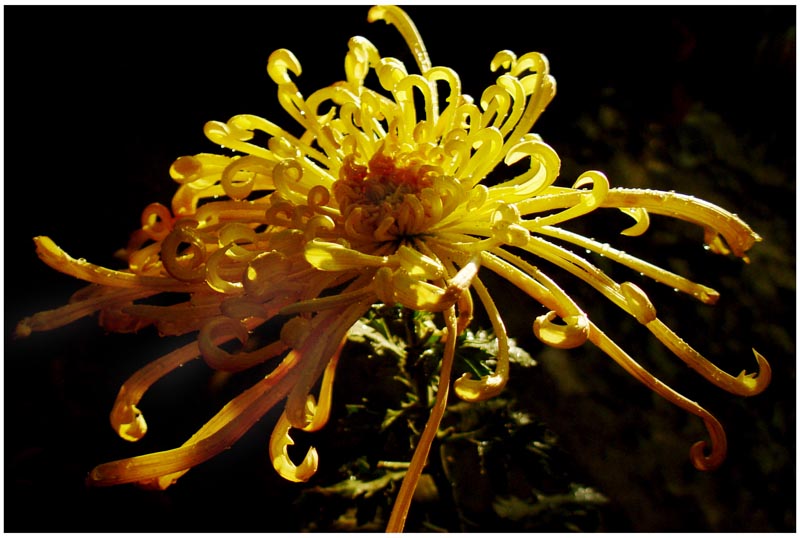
xmin=333 ymin=149 xmax=443 ymax=243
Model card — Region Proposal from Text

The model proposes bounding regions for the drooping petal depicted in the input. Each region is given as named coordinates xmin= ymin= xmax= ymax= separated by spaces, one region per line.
xmin=92 ymin=347 xmax=304 ymax=488
xmin=269 ymin=335 xmax=344 ymax=482
xmin=538 ymin=224 xmax=720 ymax=304
xmin=269 ymin=399 xmax=320 ymax=483
xmin=453 ymin=275 xmax=510 ymax=401
xmin=15 ymin=286 xmax=157 ymax=338
xmin=31 ymin=236 xmax=202 ymax=292
xmin=386 ymin=304 xmax=458 ymax=533
xmin=587 ymin=321 xmax=728 ymax=471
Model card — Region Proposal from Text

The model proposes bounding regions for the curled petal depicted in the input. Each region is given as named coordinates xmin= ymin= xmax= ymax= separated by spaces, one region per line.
xmin=198 ymin=317 xmax=285 ymax=372
xmin=461 ymin=127 xmax=505 ymax=186
xmin=114 ymin=403 xmax=147 ymax=442
xmin=529 ymin=170 xmax=610 ymax=228
xmin=273 ymin=159 xmax=308 ymax=205
xmin=620 ymin=281 xmax=657 ymax=325
xmin=504 ymin=51 xmax=556 ymax=145
xmin=602 ymin=188 xmax=761 ymax=259
xmin=690 ymin=414 xmax=729 ymax=471
xmin=302 ymin=215 xmax=335 ymax=244
xmin=269 ymin=401 xmax=320 ymax=483
xmin=204 ymin=243 xmax=245 ymax=294
xmin=306 ymin=184 xmax=331 ymax=210
xmin=647 ymin=320 xmax=771 ymax=397
xmin=394 ymin=74 xmax=434 ymax=136
xmin=368 ymin=5 xmax=431 ymax=74
xmin=496 ymin=137 xmax=561 ymax=200
xmin=304 ymin=213 xmax=336 ymax=241
xmin=510 ymin=51 xmax=549 ymax=79
xmin=573 ymin=170 xmax=609 ymax=203
xmin=140 ymin=203 xmax=174 ymax=242
xmin=160 ymin=221 xmax=208 ymax=283
xmin=267 ymin=48 xmax=302 ymax=84
xmin=376 ymin=57 xmax=408 ymax=93
xmin=204 ymin=118 xmax=253 ymax=148
xmin=587 ymin=320 xmax=728 ymax=471
xmin=533 ymin=311 xmax=590 ymax=349
xmin=490 ymin=49 xmax=517 ymax=72
xmin=453 ymin=275 xmax=509 ymax=401
xmin=426 ymin=66 xmax=462 ymax=137
xmin=170 ymin=154 xmax=207 ymax=184
xmin=442 ymin=138 xmax=470 ymax=177
xmin=91 ymin=348 xmax=302 ymax=488
xmin=303 ymin=336 xmax=344 ymax=433
xmin=218 ymin=223 xmax=258 ymax=259
xmin=453 ymin=369 xmax=506 ymax=402
xmin=480 ymin=76 xmax=516 ymax=134
xmin=220 ymin=155 xmax=274 ymax=200
xmin=464 ymin=184 xmax=489 ymax=213
xmin=455 ymin=101 xmax=482 ymax=134
xmin=618 ymin=283 xmax=770 ymax=396
xmin=345 ymin=35 xmax=380 ymax=88
xmin=704 ymin=229 xmax=733 ymax=257
xmin=108 ymin=318 xmax=262 ymax=442
xmin=619 ymin=207 xmax=651 ymax=237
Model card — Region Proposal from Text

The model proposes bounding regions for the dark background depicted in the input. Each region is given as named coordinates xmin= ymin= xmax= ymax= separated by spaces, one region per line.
xmin=4 ymin=5 xmax=795 ymax=532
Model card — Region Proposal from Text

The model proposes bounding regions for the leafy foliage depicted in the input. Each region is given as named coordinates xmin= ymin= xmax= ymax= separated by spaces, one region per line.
xmin=296 ymin=306 xmax=610 ymax=531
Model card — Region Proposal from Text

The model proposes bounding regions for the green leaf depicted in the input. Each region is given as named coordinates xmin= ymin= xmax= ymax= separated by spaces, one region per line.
xmin=307 ymin=470 xmax=407 ymax=499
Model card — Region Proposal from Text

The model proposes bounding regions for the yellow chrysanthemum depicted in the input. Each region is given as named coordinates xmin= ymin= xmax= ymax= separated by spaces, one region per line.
xmin=16 ymin=5 xmax=770 ymax=532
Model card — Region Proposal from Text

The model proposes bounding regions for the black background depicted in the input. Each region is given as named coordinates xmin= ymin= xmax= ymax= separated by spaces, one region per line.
xmin=4 ymin=5 xmax=795 ymax=532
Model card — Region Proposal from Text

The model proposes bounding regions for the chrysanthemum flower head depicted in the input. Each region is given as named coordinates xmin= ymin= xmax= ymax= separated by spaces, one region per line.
xmin=16 ymin=5 xmax=769 ymax=532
